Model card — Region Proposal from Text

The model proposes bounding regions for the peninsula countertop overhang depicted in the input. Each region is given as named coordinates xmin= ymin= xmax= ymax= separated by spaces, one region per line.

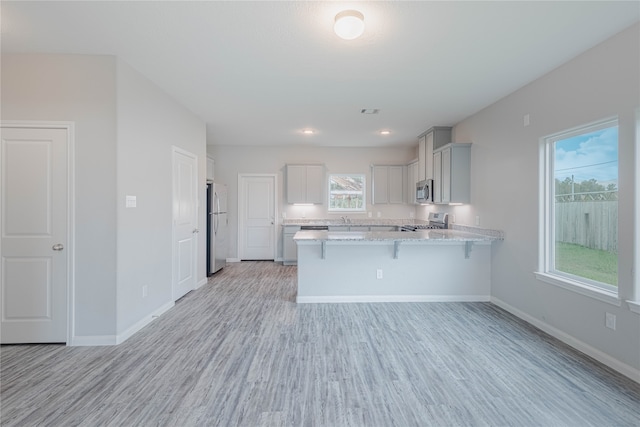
xmin=293 ymin=229 xmax=501 ymax=243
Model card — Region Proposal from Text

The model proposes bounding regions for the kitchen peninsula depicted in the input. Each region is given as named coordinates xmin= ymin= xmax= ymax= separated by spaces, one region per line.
xmin=293 ymin=225 xmax=502 ymax=303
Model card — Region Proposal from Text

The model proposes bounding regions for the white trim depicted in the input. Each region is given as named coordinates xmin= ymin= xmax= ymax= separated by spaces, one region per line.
xmin=226 ymin=257 xmax=241 ymax=263
xmin=70 ymin=335 xmax=117 ymax=346
xmin=196 ymin=278 xmax=208 ymax=289
xmin=491 ymin=296 xmax=639 ymax=384
xmin=534 ymin=271 xmax=621 ymax=306
xmin=1 ymin=121 xmax=76 ymax=346
xmin=627 ymin=300 xmax=640 ymax=314
xmin=237 ymin=174 xmax=278 ymax=261
xmin=296 ymin=294 xmax=490 ymax=303
xmin=115 ymin=301 xmax=174 ymax=345
xmin=539 ymin=118 xmax=620 ymax=301
xmin=171 ymin=146 xmax=199 ymax=301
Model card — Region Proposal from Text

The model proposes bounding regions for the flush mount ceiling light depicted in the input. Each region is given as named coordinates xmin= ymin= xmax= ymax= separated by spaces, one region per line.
xmin=334 ymin=10 xmax=365 ymax=40
xmin=302 ymin=129 xmax=314 ymax=135
xmin=380 ymin=130 xmax=391 ymax=135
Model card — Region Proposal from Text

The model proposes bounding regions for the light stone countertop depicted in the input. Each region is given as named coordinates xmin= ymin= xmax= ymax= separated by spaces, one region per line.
xmin=282 ymin=218 xmax=426 ymax=227
xmin=293 ymin=229 xmax=500 ymax=243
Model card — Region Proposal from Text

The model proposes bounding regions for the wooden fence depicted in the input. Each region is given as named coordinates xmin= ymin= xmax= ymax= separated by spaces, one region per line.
xmin=555 ymin=200 xmax=617 ymax=252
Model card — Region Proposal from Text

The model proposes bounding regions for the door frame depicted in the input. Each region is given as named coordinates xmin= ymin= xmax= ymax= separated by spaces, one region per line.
xmin=1 ymin=120 xmax=75 ymax=345
xmin=237 ymin=174 xmax=278 ymax=261
xmin=171 ymin=146 xmax=199 ymax=300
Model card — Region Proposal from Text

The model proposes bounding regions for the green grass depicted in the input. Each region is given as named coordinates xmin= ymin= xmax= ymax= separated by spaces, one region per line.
xmin=555 ymin=242 xmax=617 ymax=286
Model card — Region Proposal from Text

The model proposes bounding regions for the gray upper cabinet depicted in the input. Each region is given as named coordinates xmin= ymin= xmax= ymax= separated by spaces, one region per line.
xmin=372 ymin=165 xmax=406 ymax=204
xmin=406 ymin=160 xmax=419 ymax=204
xmin=429 ymin=126 xmax=453 ymax=151
xmin=418 ymin=126 xmax=451 ymax=182
xmin=433 ymin=143 xmax=471 ymax=204
xmin=286 ymin=164 xmax=324 ymax=204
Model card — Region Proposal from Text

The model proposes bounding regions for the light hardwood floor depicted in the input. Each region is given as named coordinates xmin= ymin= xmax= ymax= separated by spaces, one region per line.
xmin=2 ymin=261 xmax=639 ymax=426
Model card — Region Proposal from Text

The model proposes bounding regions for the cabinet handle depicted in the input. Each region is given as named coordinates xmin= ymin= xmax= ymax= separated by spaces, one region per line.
xmin=52 ymin=244 xmax=64 ymax=251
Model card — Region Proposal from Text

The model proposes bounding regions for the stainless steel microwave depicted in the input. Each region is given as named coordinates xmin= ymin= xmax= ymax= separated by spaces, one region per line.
xmin=416 ymin=179 xmax=434 ymax=204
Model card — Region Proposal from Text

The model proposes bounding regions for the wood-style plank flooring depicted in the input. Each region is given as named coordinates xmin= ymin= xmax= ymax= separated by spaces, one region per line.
xmin=2 ymin=261 xmax=639 ymax=426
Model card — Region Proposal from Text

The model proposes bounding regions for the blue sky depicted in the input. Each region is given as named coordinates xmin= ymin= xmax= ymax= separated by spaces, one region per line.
xmin=554 ymin=126 xmax=618 ymax=184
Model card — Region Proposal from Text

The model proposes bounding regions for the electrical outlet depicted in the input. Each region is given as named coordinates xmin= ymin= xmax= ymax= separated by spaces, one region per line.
xmin=368 ymin=212 xmax=372 ymax=218
xmin=451 ymin=214 xmax=456 ymax=223
xmin=523 ymin=113 xmax=530 ymax=127
xmin=376 ymin=269 xmax=383 ymax=279
xmin=475 ymin=216 xmax=480 ymax=226
xmin=605 ymin=312 xmax=616 ymax=330
xmin=282 ymin=212 xmax=286 ymax=219
xmin=409 ymin=212 xmax=414 ymax=218
xmin=377 ymin=212 xmax=381 ymax=218
xmin=142 ymin=285 xmax=148 ymax=298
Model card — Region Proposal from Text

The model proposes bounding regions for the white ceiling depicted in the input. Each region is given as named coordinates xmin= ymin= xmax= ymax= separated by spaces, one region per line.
xmin=2 ymin=1 xmax=638 ymax=148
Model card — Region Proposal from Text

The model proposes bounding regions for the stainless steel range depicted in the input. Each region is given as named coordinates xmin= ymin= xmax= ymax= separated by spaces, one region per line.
xmin=400 ymin=212 xmax=448 ymax=231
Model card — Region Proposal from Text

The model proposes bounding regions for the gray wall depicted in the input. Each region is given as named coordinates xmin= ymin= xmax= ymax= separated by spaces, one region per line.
xmin=2 ymin=54 xmax=118 ymax=337
xmin=448 ymin=23 xmax=639 ymax=373
xmin=208 ymin=145 xmax=416 ymax=260
xmin=116 ymin=59 xmax=207 ymax=334
xmin=1 ymin=53 xmax=207 ymax=341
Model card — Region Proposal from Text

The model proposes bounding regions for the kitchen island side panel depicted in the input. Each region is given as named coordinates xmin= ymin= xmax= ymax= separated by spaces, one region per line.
xmin=296 ymin=241 xmax=491 ymax=302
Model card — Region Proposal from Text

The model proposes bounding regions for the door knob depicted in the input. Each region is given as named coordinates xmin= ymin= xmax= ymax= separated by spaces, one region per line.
xmin=192 ymin=228 xmax=200 ymax=234
xmin=52 ymin=244 xmax=64 ymax=251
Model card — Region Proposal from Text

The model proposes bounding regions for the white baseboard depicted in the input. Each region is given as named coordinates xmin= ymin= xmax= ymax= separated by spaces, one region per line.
xmin=115 ymin=301 xmax=174 ymax=345
xmin=491 ymin=297 xmax=640 ymax=384
xmin=196 ymin=277 xmax=208 ymax=289
xmin=297 ymin=294 xmax=491 ymax=304
xmin=70 ymin=301 xmax=174 ymax=346
xmin=69 ymin=335 xmax=117 ymax=346
xmin=226 ymin=258 xmax=241 ymax=263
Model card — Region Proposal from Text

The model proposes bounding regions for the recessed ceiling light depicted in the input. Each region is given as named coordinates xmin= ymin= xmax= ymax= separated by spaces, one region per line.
xmin=334 ymin=10 xmax=365 ymax=40
xmin=302 ymin=129 xmax=314 ymax=135
xmin=380 ymin=130 xmax=391 ymax=135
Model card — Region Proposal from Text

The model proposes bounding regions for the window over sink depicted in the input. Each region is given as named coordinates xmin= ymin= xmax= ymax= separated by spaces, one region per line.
xmin=328 ymin=174 xmax=366 ymax=212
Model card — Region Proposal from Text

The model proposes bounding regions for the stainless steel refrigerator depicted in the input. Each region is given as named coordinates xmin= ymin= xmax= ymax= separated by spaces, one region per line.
xmin=208 ymin=183 xmax=228 ymax=275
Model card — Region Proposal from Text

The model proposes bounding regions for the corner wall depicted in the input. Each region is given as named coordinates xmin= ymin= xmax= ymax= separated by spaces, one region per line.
xmin=115 ymin=59 xmax=207 ymax=336
xmin=451 ymin=24 xmax=639 ymax=376
xmin=1 ymin=54 xmax=118 ymax=338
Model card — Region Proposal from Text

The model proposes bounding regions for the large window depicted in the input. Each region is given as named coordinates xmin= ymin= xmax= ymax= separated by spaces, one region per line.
xmin=539 ymin=118 xmax=618 ymax=296
xmin=328 ymin=174 xmax=366 ymax=212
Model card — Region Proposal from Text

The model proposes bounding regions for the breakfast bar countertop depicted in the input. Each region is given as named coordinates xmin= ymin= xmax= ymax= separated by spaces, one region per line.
xmin=293 ymin=229 xmax=501 ymax=243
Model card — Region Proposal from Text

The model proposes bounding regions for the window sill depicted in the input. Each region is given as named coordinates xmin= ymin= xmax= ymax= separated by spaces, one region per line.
xmin=534 ymin=272 xmax=621 ymax=307
xmin=627 ymin=300 xmax=640 ymax=315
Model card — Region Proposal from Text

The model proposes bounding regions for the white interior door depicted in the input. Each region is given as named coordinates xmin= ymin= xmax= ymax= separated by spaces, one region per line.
xmin=239 ymin=175 xmax=275 ymax=260
xmin=1 ymin=126 xmax=69 ymax=343
xmin=172 ymin=148 xmax=198 ymax=301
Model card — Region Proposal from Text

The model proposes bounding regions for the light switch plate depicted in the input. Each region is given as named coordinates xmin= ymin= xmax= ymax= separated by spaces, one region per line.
xmin=126 ymin=195 xmax=137 ymax=208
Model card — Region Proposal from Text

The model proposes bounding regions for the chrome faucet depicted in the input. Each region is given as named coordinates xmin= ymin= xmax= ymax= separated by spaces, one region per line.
xmin=341 ymin=216 xmax=350 ymax=224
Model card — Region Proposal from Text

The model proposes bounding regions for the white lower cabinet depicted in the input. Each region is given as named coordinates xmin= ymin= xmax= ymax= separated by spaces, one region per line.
xmin=283 ymin=226 xmax=300 ymax=265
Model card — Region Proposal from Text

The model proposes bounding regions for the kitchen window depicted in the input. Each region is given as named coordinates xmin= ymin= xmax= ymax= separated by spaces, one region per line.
xmin=328 ymin=174 xmax=366 ymax=212
xmin=537 ymin=118 xmax=619 ymax=303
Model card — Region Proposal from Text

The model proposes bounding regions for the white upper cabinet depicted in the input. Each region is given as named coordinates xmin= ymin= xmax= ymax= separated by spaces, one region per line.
xmin=417 ymin=126 xmax=450 ymax=182
xmin=418 ymin=135 xmax=426 ymax=181
xmin=372 ymin=165 xmax=405 ymax=204
xmin=433 ymin=143 xmax=471 ymax=204
xmin=406 ymin=160 xmax=419 ymax=204
xmin=286 ymin=164 xmax=324 ymax=204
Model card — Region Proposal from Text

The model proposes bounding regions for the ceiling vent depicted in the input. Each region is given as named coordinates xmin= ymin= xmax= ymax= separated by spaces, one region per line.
xmin=361 ymin=109 xmax=380 ymax=114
